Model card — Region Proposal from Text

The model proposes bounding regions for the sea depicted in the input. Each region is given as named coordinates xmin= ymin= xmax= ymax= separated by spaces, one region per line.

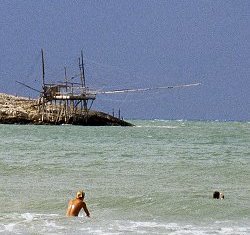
xmin=0 ymin=120 xmax=249 ymax=235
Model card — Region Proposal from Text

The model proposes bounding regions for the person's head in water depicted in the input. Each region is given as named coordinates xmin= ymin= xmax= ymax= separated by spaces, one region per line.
xmin=213 ymin=191 xmax=224 ymax=199
xmin=76 ymin=191 xmax=85 ymax=200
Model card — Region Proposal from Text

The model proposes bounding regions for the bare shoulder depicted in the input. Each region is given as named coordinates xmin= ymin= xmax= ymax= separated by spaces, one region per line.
xmin=68 ymin=199 xmax=73 ymax=203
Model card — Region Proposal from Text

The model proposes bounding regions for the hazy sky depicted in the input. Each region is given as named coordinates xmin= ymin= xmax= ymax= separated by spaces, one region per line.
xmin=0 ymin=0 xmax=249 ymax=121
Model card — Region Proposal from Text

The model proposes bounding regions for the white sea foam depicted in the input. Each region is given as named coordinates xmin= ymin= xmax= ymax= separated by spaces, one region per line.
xmin=3 ymin=223 xmax=16 ymax=232
xmin=44 ymin=220 xmax=65 ymax=230
xmin=21 ymin=213 xmax=34 ymax=222
xmin=136 ymin=125 xmax=178 ymax=129
xmin=113 ymin=221 xmax=250 ymax=235
xmin=0 ymin=216 xmax=250 ymax=234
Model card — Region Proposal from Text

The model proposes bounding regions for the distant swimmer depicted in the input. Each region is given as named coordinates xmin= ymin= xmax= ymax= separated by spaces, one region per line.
xmin=66 ymin=190 xmax=90 ymax=217
xmin=213 ymin=191 xmax=224 ymax=199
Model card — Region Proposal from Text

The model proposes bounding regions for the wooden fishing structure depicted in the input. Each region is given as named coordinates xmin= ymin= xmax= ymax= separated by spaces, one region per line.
xmin=16 ymin=49 xmax=201 ymax=125
xmin=38 ymin=49 xmax=98 ymax=124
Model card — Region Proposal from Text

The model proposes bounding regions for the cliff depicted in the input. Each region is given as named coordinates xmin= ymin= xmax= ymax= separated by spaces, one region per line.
xmin=0 ymin=93 xmax=133 ymax=126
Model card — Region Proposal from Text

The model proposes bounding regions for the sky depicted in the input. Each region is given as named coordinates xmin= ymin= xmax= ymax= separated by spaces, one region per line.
xmin=0 ymin=0 xmax=249 ymax=121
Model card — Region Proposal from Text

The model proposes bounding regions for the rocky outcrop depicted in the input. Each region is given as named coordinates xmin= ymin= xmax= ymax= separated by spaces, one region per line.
xmin=0 ymin=93 xmax=37 ymax=124
xmin=0 ymin=93 xmax=133 ymax=126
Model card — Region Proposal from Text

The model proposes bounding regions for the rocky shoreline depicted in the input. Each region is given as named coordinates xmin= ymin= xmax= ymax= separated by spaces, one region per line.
xmin=0 ymin=93 xmax=133 ymax=126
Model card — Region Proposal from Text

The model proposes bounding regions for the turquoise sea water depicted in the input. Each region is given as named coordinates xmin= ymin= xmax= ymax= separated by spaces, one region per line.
xmin=0 ymin=120 xmax=249 ymax=234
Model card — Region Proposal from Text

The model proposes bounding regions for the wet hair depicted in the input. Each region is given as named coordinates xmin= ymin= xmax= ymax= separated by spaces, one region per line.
xmin=76 ymin=191 xmax=85 ymax=199
xmin=213 ymin=191 xmax=220 ymax=199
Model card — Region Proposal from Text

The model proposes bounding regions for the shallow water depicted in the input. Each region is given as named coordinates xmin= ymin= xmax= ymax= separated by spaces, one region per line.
xmin=0 ymin=120 xmax=249 ymax=234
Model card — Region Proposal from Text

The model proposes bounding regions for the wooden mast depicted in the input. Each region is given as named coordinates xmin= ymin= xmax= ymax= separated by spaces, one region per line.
xmin=40 ymin=49 xmax=45 ymax=121
xmin=79 ymin=50 xmax=88 ymax=111
xmin=41 ymin=49 xmax=45 ymax=90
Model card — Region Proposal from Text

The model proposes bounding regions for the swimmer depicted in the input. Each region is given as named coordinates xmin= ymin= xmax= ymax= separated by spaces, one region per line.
xmin=213 ymin=191 xmax=224 ymax=199
xmin=66 ymin=190 xmax=90 ymax=217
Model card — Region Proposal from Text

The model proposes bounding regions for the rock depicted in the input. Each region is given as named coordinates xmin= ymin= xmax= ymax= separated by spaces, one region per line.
xmin=0 ymin=93 xmax=133 ymax=126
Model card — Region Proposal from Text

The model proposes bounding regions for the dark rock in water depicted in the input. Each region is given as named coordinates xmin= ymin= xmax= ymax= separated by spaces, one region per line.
xmin=70 ymin=111 xmax=132 ymax=126
xmin=0 ymin=93 xmax=133 ymax=126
